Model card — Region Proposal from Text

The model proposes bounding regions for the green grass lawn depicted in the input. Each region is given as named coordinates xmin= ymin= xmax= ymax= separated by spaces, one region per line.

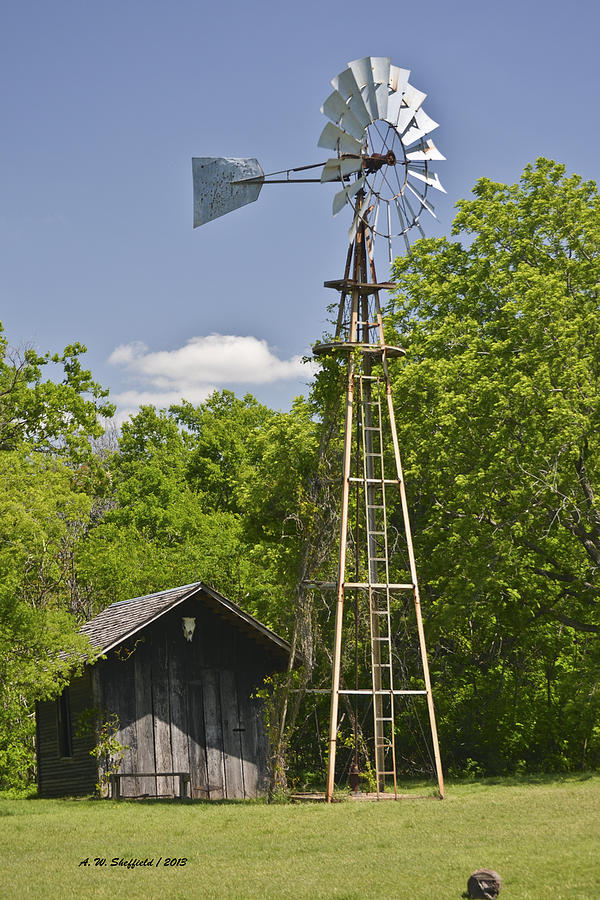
xmin=1 ymin=775 xmax=598 ymax=899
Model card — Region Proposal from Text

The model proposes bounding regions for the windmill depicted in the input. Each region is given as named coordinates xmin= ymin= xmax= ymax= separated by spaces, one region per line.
xmin=192 ymin=56 xmax=446 ymax=802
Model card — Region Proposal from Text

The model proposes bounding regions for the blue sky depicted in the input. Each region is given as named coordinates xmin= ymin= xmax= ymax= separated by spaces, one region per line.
xmin=1 ymin=0 xmax=598 ymax=420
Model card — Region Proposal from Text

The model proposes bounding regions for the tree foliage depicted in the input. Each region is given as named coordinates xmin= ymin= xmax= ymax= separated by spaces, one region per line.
xmin=386 ymin=158 xmax=600 ymax=772
xmin=0 ymin=330 xmax=113 ymax=786
xmin=0 ymin=450 xmax=93 ymax=786
xmin=0 ymin=325 xmax=113 ymax=458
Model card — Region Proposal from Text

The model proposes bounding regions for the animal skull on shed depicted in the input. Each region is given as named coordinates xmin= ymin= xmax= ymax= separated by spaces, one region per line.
xmin=182 ymin=617 xmax=196 ymax=642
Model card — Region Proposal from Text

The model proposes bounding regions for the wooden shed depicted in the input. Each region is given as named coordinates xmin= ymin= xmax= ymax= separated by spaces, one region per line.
xmin=35 ymin=582 xmax=291 ymax=799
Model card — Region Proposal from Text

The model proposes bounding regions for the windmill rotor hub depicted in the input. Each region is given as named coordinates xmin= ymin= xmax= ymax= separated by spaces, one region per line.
xmin=363 ymin=150 xmax=397 ymax=173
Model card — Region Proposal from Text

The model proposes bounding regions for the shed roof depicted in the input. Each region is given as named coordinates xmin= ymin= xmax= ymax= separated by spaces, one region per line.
xmin=81 ymin=582 xmax=292 ymax=662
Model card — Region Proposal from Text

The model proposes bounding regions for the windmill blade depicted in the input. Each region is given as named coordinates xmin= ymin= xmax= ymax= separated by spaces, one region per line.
xmin=347 ymin=90 xmax=373 ymax=129
xmin=394 ymin=198 xmax=413 ymax=254
xmin=387 ymin=201 xmax=393 ymax=263
xmin=331 ymin=65 xmax=361 ymax=101
xmin=192 ymin=157 xmax=264 ymax=227
xmin=348 ymin=57 xmax=380 ymax=121
xmin=321 ymin=156 xmax=363 ymax=183
xmin=318 ymin=122 xmax=363 ymax=155
xmin=371 ymin=56 xmax=391 ymax=119
xmin=347 ymin=56 xmax=390 ymax=121
xmin=322 ymin=90 xmax=366 ymax=141
xmin=386 ymin=89 xmax=405 ymax=128
xmin=402 ymin=108 xmax=440 ymax=146
xmin=405 ymin=179 xmax=437 ymax=217
xmin=371 ymin=195 xmax=381 ymax=234
xmin=322 ymin=89 xmax=349 ymax=122
xmin=401 ymin=188 xmax=427 ymax=237
xmin=406 ymin=139 xmax=445 ymax=162
xmin=385 ymin=66 xmax=411 ymax=127
xmin=395 ymin=105 xmax=416 ymax=136
xmin=394 ymin=83 xmax=428 ymax=135
xmin=348 ymin=190 xmax=373 ymax=243
xmin=332 ymin=176 xmax=366 ymax=216
xmin=408 ymin=167 xmax=447 ymax=193
xmin=403 ymin=83 xmax=427 ymax=111
xmin=373 ymin=79 xmax=389 ymax=121
xmin=388 ymin=65 xmax=410 ymax=95
xmin=402 ymin=185 xmax=423 ymax=219
xmin=331 ymin=64 xmax=373 ymax=128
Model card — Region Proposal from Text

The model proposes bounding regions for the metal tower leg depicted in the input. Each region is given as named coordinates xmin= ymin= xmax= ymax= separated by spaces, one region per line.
xmin=383 ymin=381 xmax=445 ymax=799
xmin=325 ymin=289 xmax=359 ymax=804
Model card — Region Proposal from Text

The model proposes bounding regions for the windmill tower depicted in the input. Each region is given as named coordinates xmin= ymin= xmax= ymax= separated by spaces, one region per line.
xmin=192 ymin=56 xmax=446 ymax=802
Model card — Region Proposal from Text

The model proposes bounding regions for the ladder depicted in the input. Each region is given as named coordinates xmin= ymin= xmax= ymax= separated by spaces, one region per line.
xmin=359 ymin=372 xmax=398 ymax=797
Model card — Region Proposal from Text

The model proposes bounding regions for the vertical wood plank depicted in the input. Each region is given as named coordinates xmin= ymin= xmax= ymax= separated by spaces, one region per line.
xmin=104 ymin=655 xmax=138 ymax=798
xmin=220 ymin=670 xmax=244 ymax=799
xmin=237 ymin=681 xmax=256 ymax=799
xmin=134 ymin=639 xmax=155 ymax=796
xmin=202 ymin=669 xmax=225 ymax=800
xmin=184 ymin=629 xmax=209 ymax=799
xmin=152 ymin=635 xmax=174 ymax=796
xmin=169 ymin=634 xmax=190 ymax=796
xmin=186 ymin=676 xmax=209 ymax=799
xmin=236 ymin=676 xmax=263 ymax=798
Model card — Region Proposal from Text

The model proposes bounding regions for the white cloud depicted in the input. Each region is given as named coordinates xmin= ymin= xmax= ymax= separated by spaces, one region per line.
xmin=108 ymin=333 xmax=314 ymax=422
xmin=109 ymin=334 xmax=306 ymax=385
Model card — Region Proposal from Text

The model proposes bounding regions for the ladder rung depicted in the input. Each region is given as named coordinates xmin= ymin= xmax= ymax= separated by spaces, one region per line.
xmin=375 ymin=717 xmax=394 ymax=722
xmin=331 ymin=689 xmax=427 ymax=695
xmin=344 ymin=582 xmax=414 ymax=590
xmin=349 ymin=477 xmax=398 ymax=484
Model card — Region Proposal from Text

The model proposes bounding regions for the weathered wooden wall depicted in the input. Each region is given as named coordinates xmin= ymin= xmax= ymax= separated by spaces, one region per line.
xmin=96 ymin=598 xmax=272 ymax=799
xmin=36 ymin=671 xmax=97 ymax=798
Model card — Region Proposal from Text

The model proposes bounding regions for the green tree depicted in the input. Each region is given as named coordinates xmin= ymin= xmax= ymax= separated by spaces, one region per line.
xmin=0 ymin=450 xmax=93 ymax=787
xmin=0 ymin=325 xmax=114 ymax=459
xmin=171 ymin=390 xmax=274 ymax=512
xmin=385 ymin=158 xmax=600 ymax=772
xmin=77 ymin=405 xmax=251 ymax=610
xmin=80 ymin=396 xmax=319 ymax=633
xmin=0 ymin=324 xmax=113 ymax=787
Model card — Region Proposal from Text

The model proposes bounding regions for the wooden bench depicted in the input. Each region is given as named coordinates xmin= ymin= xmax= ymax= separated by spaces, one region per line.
xmin=109 ymin=772 xmax=191 ymax=800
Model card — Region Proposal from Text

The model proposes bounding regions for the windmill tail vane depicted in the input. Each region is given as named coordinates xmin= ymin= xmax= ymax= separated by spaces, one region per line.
xmin=192 ymin=55 xmax=447 ymax=803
